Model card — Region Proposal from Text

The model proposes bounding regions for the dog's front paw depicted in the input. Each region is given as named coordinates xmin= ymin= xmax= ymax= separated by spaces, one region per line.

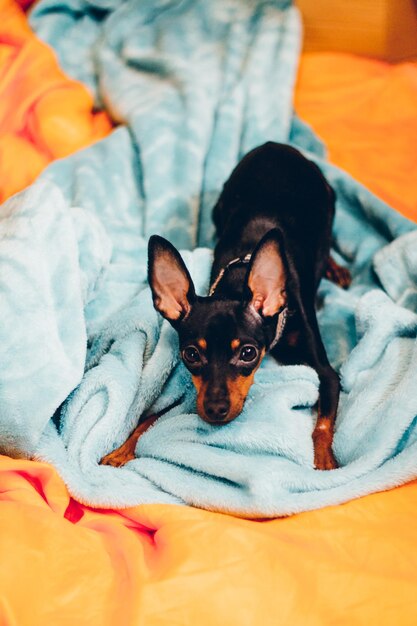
xmin=100 ymin=416 xmax=159 ymax=467
xmin=314 ymin=447 xmax=338 ymax=471
xmin=100 ymin=442 xmax=137 ymax=467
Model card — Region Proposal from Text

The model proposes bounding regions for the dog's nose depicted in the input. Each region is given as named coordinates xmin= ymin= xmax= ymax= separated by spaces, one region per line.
xmin=204 ymin=399 xmax=230 ymax=423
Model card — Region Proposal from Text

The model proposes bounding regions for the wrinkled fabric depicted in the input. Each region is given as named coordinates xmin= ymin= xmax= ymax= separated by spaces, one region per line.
xmin=0 ymin=0 xmax=417 ymax=516
xmin=2 ymin=454 xmax=417 ymax=626
xmin=2 ymin=30 xmax=417 ymax=625
xmin=0 ymin=0 xmax=111 ymax=203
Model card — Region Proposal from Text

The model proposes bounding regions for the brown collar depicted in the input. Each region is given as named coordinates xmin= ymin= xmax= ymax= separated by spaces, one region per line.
xmin=209 ymin=254 xmax=252 ymax=296
xmin=209 ymin=253 xmax=288 ymax=349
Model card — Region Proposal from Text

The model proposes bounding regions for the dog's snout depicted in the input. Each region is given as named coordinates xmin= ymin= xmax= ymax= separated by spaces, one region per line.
xmin=203 ymin=398 xmax=230 ymax=423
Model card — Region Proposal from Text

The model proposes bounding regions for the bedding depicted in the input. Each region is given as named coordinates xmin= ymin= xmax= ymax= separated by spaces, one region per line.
xmin=1 ymin=0 xmax=416 ymax=516
xmin=295 ymin=53 xmax=417 ymax=222
xmin=0 ymin=0 xmax=111 ymax=203
xmin=1 ymin=0 xmax=417 ymax=624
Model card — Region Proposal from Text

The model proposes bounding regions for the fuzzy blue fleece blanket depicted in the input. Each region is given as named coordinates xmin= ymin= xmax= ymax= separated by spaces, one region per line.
xmin=0 ymin=0 xmax=416 ymax=516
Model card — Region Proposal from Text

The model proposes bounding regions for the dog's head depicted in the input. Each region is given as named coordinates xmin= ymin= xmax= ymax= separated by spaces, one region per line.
xmin=148 ymin=231 xmax=287 ymax=424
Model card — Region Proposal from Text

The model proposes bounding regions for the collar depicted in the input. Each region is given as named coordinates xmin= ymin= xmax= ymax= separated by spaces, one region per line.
xmin=269 ymin=305 xmax=288 ymax=349
xmin=209 ymin=253 xmax=288 ymax=349
xmin=208 ymin=253 xmax=252 ymax=296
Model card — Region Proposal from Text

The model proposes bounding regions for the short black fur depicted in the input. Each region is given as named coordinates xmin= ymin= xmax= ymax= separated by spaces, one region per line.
xmin=148 ymin=142 xmax=351 ymax=470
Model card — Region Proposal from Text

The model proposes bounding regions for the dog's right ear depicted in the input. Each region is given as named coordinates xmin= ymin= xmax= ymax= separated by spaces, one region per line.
xmin=148 ymin=235 xmax=196 ymax=323
xmin=244 ymin=229 xmax=288 ymax=318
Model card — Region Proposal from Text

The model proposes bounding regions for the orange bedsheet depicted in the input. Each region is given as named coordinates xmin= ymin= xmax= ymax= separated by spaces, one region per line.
xmin=0 ymin=0 xmax=111 ymax=204
xmin=1 ymin=456 xmax=417 ymax=626
xmin=295 ymin=53 xmax=417 ymax=222
xmin=1 ymin=42 xmax=417 ymax=626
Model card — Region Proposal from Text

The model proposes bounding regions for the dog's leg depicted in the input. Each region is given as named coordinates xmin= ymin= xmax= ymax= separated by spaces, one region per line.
xmin=311 ymin=366 xmax=340 ymax=471
xmin=298 ymin=302 xmax=339 ymax=470
xmin=273 ymin=307 xmax=339 ymax=471
xmin=100 ymin=415 xmax=158 ymax=467
xmin=325 ymin=255 xmax=351 ymax=289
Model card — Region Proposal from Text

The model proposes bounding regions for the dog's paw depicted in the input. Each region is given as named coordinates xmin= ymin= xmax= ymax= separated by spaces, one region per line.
xmin=325 ymin=257 xmax=352 ymax=289
xmin=334 ymin=266 xmax=352 ymax=289
xmin=314 ymin=447 xmax=338 ymax=471
xmin=100 ymin=416 xmax=159 ymax=467
xmin=100 ymin=440 xmax=137 ymax=467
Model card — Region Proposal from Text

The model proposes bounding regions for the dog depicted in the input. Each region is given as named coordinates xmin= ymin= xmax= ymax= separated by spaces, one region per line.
xmin=102 ymin=142 xmax=350 ymax=470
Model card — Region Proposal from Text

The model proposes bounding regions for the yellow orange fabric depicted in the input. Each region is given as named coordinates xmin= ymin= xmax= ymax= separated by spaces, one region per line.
xmin=1 ymin=455 xmax=417 ymax=626
xmin=2 ymin=35 xmax=417 ymax=626
xmin=295 ymin=52 xmax=417 ymax=222
xmin=0 ymin=0 xmax=111 ymax=204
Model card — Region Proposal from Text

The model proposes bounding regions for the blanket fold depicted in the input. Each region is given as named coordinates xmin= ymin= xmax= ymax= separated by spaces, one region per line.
xmin=0 ymin=0 xmax=416 ymax=516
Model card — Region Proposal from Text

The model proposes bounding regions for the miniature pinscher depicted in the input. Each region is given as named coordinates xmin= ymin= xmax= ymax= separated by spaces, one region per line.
xmin=102 ymin=142 xmax=350 ymax=470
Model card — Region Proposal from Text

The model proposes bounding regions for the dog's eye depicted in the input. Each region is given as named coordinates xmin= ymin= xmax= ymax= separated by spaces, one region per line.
xmin=182 ymin=346 xmax=201 ymax=364
xmin=239 ymin=345 xmax=258 ymax=362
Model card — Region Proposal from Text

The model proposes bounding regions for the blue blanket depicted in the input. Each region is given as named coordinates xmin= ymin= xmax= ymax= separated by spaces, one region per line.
xmin=0 ymin=0 xmax=416 ymax=516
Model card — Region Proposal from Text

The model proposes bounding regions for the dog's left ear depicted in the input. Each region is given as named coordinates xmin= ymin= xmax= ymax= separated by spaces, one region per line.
xmin=245 ymin=229 xmax=287 ymax=317
xmin=148 ymin=235 xmax=196 ymax=323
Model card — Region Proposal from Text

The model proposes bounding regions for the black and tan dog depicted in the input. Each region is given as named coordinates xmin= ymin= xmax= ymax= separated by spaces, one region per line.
xmin=102 ymin=142 xmax=350 ymax=469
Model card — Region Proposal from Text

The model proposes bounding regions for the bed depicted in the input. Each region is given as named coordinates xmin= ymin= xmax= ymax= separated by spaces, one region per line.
xmin=1 ymin=1 xmax=417 ymax=624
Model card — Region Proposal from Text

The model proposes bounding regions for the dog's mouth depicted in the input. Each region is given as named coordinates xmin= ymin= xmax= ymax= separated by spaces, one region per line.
xmin=195 ymin=390 xmax=247 ymax=425
xmin=198 ymin=410 xmax=240 ymax=426
xmin=192 ymin=373 xmax=256 ymax=425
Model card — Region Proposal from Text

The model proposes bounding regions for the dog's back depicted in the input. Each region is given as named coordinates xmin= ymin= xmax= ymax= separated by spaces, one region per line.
xmin=106 ymin=142 xmax=346 ymax=470
xmin=212 ymin=142 xmax=335 ymax=289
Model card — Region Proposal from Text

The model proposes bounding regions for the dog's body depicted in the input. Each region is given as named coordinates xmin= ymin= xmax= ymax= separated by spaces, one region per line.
xmin=103 ymin=142 xmax=350 ymax=470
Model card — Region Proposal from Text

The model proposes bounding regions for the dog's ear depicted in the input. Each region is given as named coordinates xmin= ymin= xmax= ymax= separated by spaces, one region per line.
xmin=148 ymin=235 xmax=196 ymax=322
xmin=245 ymin=229 xmax=287 ymax=317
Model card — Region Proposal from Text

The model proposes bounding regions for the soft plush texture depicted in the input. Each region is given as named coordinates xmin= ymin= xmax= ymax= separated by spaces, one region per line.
xmin=2 ymin=4 xmax=417 ymax=620
xmin=0 ymin=0 xmax=416 ymax=516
